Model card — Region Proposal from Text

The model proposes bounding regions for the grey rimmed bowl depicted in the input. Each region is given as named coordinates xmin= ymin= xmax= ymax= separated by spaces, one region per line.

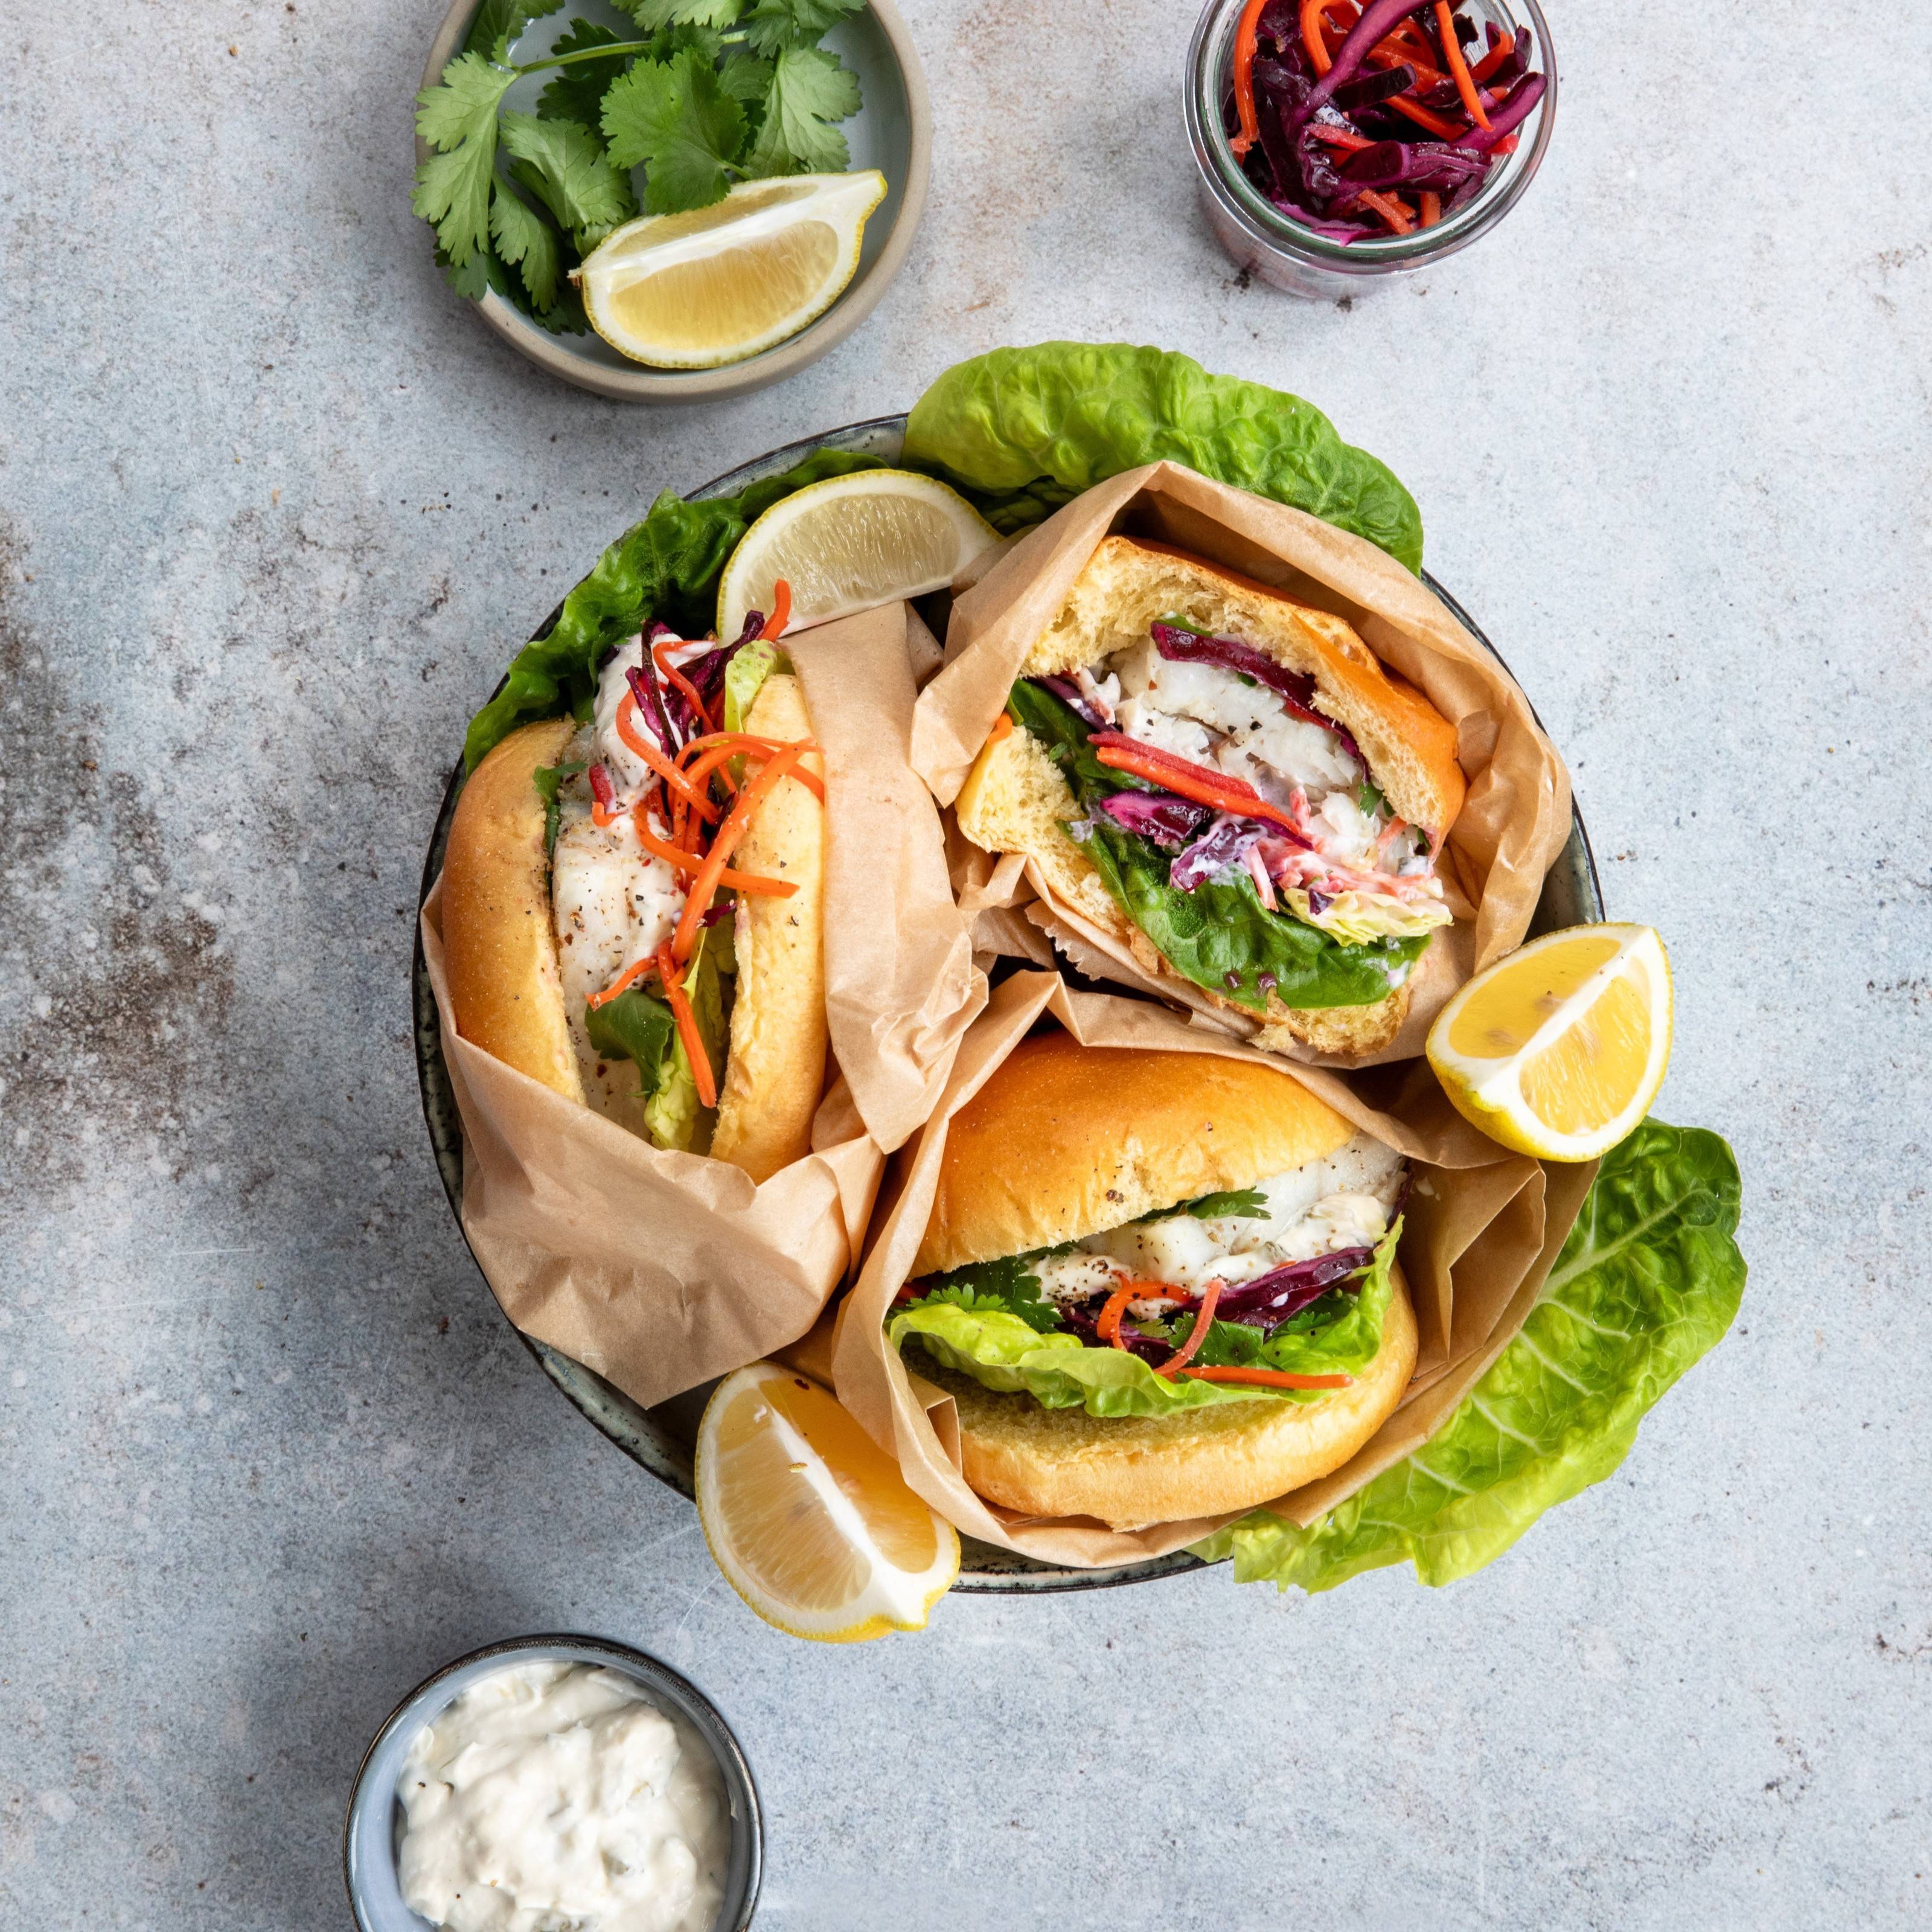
xmin=417 ymin=0 xmax=930 ymax=401
xmin=411 ymin=412 xmax=1605 ymax=1591
xmin=344 ymin=1633 xmax=761 ymax=1932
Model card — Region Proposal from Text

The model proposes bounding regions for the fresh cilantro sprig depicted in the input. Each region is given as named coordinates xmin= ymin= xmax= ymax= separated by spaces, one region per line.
xmin=412 ymin=0 xmax=866 ymax=330
xmin=1134 ymin=1186 xmax=1271 ymax=1223
xmin=900 ymin=1250 xmax=1070 ymax=1335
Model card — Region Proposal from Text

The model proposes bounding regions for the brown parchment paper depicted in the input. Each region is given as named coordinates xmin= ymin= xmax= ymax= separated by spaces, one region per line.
xmin=909 ymin=463 xmax=1573 ymax=1067
xmin=417 ymin=604 xmax=984 ymax=1408
xmin=831 ymin=971 xmax=1590 ymax=1569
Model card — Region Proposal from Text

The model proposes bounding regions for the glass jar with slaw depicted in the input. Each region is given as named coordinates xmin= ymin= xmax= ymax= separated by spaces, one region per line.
xmin=1184 ymin=0 xmax=1556 ymax=299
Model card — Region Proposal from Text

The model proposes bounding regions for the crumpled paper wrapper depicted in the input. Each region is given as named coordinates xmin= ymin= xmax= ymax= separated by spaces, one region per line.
xmin=420 ymin=603 xmax=984 ymax=1410
xmin=910 ymin=462 xmax=1574 ymax=1066
xmin=831 ymin=972 xmax=1594 ymax=1569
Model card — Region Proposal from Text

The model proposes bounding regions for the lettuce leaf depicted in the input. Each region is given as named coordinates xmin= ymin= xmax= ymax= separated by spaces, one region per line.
xmin=642 ymin=920 xmax=734 ymax=1154
xmin=892 ymin=1227 xmax=1396 ymax=1419
xmin=721 ymin=637 xmax=781 ymax=734
xmin=464 ymin=449 xmax=883 ymax=770
xmin=1191 ymin=1121 xmax=1745 ymax=1591
xmin=903 ymin=342 xmax=1424 ymax=571
xmin=1006 ymin=679 xmax=1428 ymax=1011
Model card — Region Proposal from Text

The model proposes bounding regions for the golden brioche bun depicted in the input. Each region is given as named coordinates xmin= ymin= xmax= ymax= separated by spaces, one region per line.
xmin=917 ymin=1269 xmax=1416 ymax=1527
xmin=440 ymin=679 xmax=826 ymax=1181
xmin=955 ymin=536 xmax=1467 ymax=1056
xmin=913 ymin=1034 xmax=1358 ymax=1276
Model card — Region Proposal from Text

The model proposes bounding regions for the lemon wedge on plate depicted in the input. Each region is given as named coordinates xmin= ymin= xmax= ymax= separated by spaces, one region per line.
xmin=1426 ymin=923 xmax=1674 ymax=1161
xmin=577 ymin=171 xmax=886 ymax=369
xmin=717 ymin=469 xmax=1000 ymax=638
xmin=696 ymin=1360 xmax=959 ymax=1642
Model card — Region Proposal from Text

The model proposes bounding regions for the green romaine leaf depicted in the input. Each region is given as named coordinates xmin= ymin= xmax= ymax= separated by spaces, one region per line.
xmin=741 ymin=44 xmax=859 ymax=174
xmin=464 ymin=0 xmax=565 ymax=59
xmin=536 ymin=19 xmax=635 ymax=126
xmin=413 ymin=54 xmax=520 ymax=266
xmin=904 ymin=343 xmax=1425 ymax=571
xmin=630 ymin=0 xmax=743 ymax=27
xmin=601 ymin=50 xmax=747 ymax=212
xmin=583 ymin=985 xmax=679 ymax=1104
xmin=1192 ymin=1122 xmax=1747 ymax=1591
xmin=531 ymin=759 xmax=586 ymax=855
xmin=464 ymin=447 xmax=883 ymax=770
xmin=501 ymin=113 xmax=633 ymax=244
xmin=740 ymin=0 xmax=863 ymax=57
xmin=894 ymin=1306 xmax=1086 ymax=1390
xmin=642 ymin=921 xmax=735 ymax=1153
xmin=1004 ymin=679 xmax=1427 ymax=1011
xmin=721 ymin=637 xmax=779 ymax=732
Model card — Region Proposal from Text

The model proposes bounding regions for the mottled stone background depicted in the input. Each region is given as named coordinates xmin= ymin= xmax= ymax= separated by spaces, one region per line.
xmin=3 ymin=3 xmax=1928 ymax=1927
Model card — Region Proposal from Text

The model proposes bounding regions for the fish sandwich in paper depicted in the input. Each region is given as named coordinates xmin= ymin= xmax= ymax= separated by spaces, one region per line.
xmin=888 ymin=1033 xmax=1418 ymax=1529
xmin=441 ymin=609 xmax=827 ymax=1182
xmin=955 ymin=537 xmax=1466 ymax=1056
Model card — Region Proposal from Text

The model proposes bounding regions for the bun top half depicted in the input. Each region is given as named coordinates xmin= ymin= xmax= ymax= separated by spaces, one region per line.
xmin=913 ymin=1034 xmax=1360 ymax=1278
xmin=1023 ymin=536 xmax=1466 ymax=838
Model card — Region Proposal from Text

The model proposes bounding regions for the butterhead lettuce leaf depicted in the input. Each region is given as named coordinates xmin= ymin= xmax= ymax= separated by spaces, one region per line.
xmin=1189 ymin=1120 xmax=1745 ymax=1591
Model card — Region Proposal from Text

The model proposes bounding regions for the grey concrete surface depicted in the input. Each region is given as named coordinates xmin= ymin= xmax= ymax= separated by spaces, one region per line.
xmin=2 ymin=3 xmax=1928 ymax=1927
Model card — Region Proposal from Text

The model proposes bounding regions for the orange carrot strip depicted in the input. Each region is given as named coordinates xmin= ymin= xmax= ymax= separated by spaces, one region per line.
xmin=1387 ymin=94 xmax=1461 ymax=138
xmin=616 ymin=694 xmax=719 ymax=822
xmin=1470 ymin=27 xmax=1514 ymax=83
xmin=632 ymin=816 xmax=799 ymax=897
xmin=1367 ymin=42 xmax=1442 ymax=85
xmin=1092 ymin=743 xmax=1303 ymax=836
xmin=670 ymin=744 xmax=808 ymax=964
xmin=1308 ymin=122 xmax=1375 ymax=151
xmin=584 ymin=952 xmax=657 ymax=1011
xmin=1228 ymin=0 xmax=1270 ymax=158
xmin=655 ymin=944 xmax=716 ymax=1110
xmin=682 ymin=736 xmax=826 ymax=804
xmin=1357 ymin=187 xmax=1416 ymax=234
xmin=761 ymin=578 xmax=793 ymax=641
xmin=1300 ymin=0 xmax=1332 ymax=75
xmin=1435 ymin=1 xmax=1490 ymax=128
xmin=1156 ymin=1279 xmax=1225 ymax=1378
xmin=986 ymin=712 xmax=1014 ymax=749
xmin=654 ymin=639 xmax=716 ymax=738
xmin=1179 ymin=1365 xmax=1354 ymax=1390
xmin=1096 ymin=1278 xmax=1142 ymax=1349
xmin=1418 ymin=189 xmax=1442 ymax=227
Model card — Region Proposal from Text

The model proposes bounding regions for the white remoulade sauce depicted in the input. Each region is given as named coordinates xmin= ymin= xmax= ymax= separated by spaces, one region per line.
xmin=396 ymin=1661 xmax=728 ymax=1932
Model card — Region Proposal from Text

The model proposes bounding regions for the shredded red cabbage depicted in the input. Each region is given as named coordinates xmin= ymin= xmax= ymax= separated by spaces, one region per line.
xmin=1095 ymin=791 xmax=1212 ymax=849
xmin=1212 ymin=1246 xmax=1377 ymax=1332
xmin=1058 ymin=1300 xmax=1170 ymax=1365
xmin=1032 ymin=674 xmax=1105 ymax=729
xmin=1170 ymin=813 xmax=1283 ymax=892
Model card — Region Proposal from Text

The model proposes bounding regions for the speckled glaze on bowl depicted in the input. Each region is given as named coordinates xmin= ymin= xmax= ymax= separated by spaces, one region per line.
xmin=411 ymin=414 xmax=1605 ymax=1591
xmin=416 ymin=1 xmax=930 ymax=401
xmin=343 ymin=1633 xmax=761 ymax=1932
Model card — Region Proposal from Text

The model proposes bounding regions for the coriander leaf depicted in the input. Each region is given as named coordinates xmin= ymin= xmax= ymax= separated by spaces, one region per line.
xmin=583 ymin=986 xmax=678 ymax=1101
xmin=903 ymin=1250 xmax=1067 ymax=1334
xmin=1356 ymin=778 xmax=1386 ymax=816
xmin=718 ymin=50 xmax=775 ymax=102
xmin=630 ymin=0 xmax=741 ymax=27
xmin=413 ymin=53 xmax=519 ymax=264
xmin=531 ymin=760 xmax=586 ymax=854
xmin=647 ymin=21 xmax=725 ymax=63
xmin=489 ymin=180 xmax=563 ymax=309
xmin=601 ymin=51 xmax=746 ymax=213
xmin=500 ymin=112 xmax=633 ymax=243
xmin=536 ymin=19 xmax=633 ymax=124
xmin=438 ymin=246 xmax=491 ymax=301
xmin=464 ymin=0 xmax=565 ymax=60
xmin=1185 ymin=1187 xmax=1270 ymax=1221
xmin=741 ymin=43 xmax=858 ymax=175
xmin=740 ymin=0 xmax=863 ymax=58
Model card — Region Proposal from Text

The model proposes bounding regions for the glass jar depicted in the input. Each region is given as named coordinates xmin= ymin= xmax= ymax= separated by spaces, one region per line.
xmin=1184 ymin=0 xmax=1556 ymax=299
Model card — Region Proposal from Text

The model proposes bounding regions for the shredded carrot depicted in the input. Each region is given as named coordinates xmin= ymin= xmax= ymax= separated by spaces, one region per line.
xmin=1387 ymin=94 xmax=1462 ymax=138
xmin=681 ymin=735 xmax=826 ymax=804
xmin=1179 ymin=1365 xmax=1354 ymax=1390
xmin=1299 ymin=0 xmax=1332 ymax=75
xmin=655 ymin=944 xmax=717 ymax=1109
xmin=1308 ymin=122 xmax=1375 ymax=151
xmin=632 ymin=815 xmax=799 ymax=897
xmin=1418 ymin=190 xmax=1442 ymax=228
xmin=1156 ymin=1279 xmax=1225 ymax=1378
xmin=1095 ymin=1278 xmax=1141 ymax=1348
xmin=1227 ymin=0 xmax=1269 ymax=158
xmin=1469 ymin=26 xmax=1514 ymax=84
xmin=1092 ymin=741 xmax=1303 ymax=836
xmin=1434 ymin=2 xmax=1490 ymax=128
xmin=760 ymin=578 xmax=793 ymax=641
xmin=616 ymin=693 xmax=720 ymax=822
xmin=986 ymin=712 xmax=1014 ymax=749
xmin=590 ymin=799 xmax=623 ymax=829
xmin=1357 ymin=187 xmax=1416 ymax=234
xmin=1366 ymin=42 xmax=1442 ymax=85
xmin=654 ymin=639 xmax=716 ymax=738
xmin=584 ymin=952 xmax=657 ymax=1011
xmin=670 ymin=743 xmax=809 ymax=963
xmin=1491 ymin=133 xmax=1518 ymax=155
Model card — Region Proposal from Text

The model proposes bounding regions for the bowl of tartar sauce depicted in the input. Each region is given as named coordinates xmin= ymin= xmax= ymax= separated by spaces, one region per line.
xmin=344 ymin=1634 xmax=761 ymax=1932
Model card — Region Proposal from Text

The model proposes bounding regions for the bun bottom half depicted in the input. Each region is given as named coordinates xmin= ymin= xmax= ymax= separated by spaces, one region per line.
xmin=911 ymin=1269 xmax=1417 ymax=1530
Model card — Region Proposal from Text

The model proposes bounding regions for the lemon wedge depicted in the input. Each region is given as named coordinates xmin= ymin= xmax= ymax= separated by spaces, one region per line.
xmin=1426 ymin=924 xmax=1674 ymax=1161
xmin=695 ymin=1361 xmax=959 ymax=1642
xmin=577 ymin=171 xmax=886 ymax=369
xmin=717 ymin=469 xmax=1000 ymax=638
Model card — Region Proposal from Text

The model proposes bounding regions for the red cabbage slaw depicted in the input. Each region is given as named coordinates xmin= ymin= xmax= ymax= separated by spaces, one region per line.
xmin=1227 ymin=0 xmax=1547 ymax=243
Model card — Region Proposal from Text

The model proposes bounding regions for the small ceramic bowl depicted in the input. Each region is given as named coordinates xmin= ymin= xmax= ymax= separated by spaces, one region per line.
xmin=417 ymin=0 xmax=931 ymax=401
xmin=344 ymin=1633 xmax=763 ymax=1931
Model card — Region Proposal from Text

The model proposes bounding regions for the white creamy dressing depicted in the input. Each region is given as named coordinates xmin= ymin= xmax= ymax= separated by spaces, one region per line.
xmin=396 ymin=1662 xmax=728 ymax=1932
xmin=1029 ymin=1132 xmax=1404 ymax=1314
xmin=549 ymin=638 xmax=699 ymax=1121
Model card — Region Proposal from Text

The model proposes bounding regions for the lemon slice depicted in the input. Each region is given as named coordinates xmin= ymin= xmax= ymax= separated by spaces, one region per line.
xmin=1426 ymin=924 xmax=1674 ymax=1161
xmin=577 ymin=172 xmax=886 ymax=370
xmin=695 ymin=1361 xmax=959 ymax=1642
xmin=717 ymin=469 xmax=1000 ymax=638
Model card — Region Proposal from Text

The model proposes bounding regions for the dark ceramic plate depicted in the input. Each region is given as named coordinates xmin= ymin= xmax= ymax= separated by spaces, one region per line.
xmin=412 ymin=415 xmax=1605 ymax=1592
